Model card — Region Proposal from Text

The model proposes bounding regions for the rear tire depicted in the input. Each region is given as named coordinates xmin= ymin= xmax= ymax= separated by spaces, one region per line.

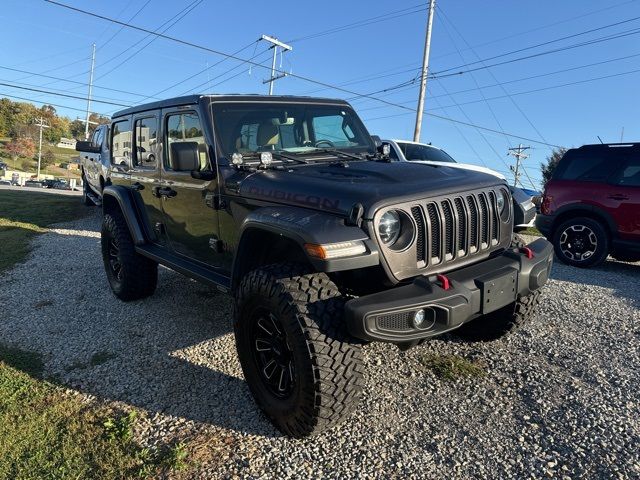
xmin=81 ymin=176 xmax=94 ymax=206
xmin=552 ymin=217 xmax=609 ymax=267
xmin=101 ymin=212 xmax=157 ymax=301
xmin=234 ymin=263 xmax=365 ymax=438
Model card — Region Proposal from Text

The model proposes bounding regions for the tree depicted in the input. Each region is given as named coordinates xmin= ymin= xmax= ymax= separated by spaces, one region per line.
xmin=5 ymin=137 xmax=36 ymax=163
xmin=541 ymin=147 xmax=567 ymax=186
xmin=42 ymin=149 xmax=56 ymax=168
xmin=69 ymin=119 xmax=85 ymax=139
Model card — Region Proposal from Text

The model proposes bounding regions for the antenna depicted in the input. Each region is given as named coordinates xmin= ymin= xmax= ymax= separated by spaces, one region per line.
xmin=597 ymin=136 xmax=604 ymax=144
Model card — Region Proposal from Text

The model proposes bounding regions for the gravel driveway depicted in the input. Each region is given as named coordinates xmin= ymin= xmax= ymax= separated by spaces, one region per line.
xmin=1 ymin=211 xmax=639 ymax=479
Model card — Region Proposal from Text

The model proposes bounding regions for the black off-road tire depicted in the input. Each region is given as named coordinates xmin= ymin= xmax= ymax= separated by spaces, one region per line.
xmin=101 ymin=212 xmax=157 ymax=301
xmin=234 ymin=263 xmax=365 ymax=438
xmin=81 ymin=175 xmax=94 ymax=206
xmin=455 ymin=290 xmax=542 ymax=341
xmin=455 ymin=233 xmax=541 ymax=341
xmin=552 ymin=217 xmax=609 ymax=268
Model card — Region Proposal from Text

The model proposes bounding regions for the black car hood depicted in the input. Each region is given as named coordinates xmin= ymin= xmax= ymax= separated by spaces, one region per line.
xmin=237 ymin=160 xmax=503 ymax=217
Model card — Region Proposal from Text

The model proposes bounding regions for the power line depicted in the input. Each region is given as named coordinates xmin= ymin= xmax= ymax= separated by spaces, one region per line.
xmin=94 ymin=0 xmax=204 ymax=82
xmin=431 ymin=14 xmax=640 ymax=76
xmin=0 ymin=64 xmax=160 ymax=99
xmin=44 ymin=0 xmax=564 ymax=148
xmin=0 ymin=92 xmax=108 ymax=116
xmin=285 ymin=4 xmax=427 ymax=43
xmin=431 ymin=24 xmax=640 ymax=79
xmin=0 ymin=82 xmax=131 ymax=107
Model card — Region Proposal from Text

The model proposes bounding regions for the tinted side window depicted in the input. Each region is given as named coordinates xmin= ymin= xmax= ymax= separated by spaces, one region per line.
xmin=165 ymin=112 xmax=208 ymax=170
xmin=556 ymin=150 xmax=620 ymax=182
xmin=111 ymin=119 xmax=132 ymax=166
xmin=615 ymin=157 xmax=640 ymax=187
xmin=388 ymin=144 xmax=399 ymax=160
xmin=91 ymin=128 xmax=102 ymax=148
xmin=133 ymin=117 xmax=158 ymax=169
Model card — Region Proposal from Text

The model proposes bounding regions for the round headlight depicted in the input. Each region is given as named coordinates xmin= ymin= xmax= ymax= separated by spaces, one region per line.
xmin=498 ymin=189 xmax=510 ymax=220
xmin=379 ymin=210 xmax=401 ymax=245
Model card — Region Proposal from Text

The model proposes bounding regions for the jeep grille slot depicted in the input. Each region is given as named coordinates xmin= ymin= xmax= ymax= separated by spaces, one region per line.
xmin=426 ymin=203 xmax=441 ymax=264
xmin=411 ymin=206 xmax=426 ymax=265
xmin=478 ymin=193 xmax=490 ymax=248
xmin=442 ymin=200 xmax=454 ymax=260
xmin=406 ymin=188 xmax=503 ymax=271
xmin=488 ymin=191 xmax=500 ymax=245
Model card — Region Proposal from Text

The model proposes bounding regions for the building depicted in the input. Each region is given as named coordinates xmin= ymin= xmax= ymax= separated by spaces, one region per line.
xmin=56 ymin=137 xmax=77 ymax=149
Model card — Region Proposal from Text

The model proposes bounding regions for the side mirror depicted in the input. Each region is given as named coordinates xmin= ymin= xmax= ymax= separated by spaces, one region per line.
xmin=76 ymin=141 xmax=100 ymax=154
xmin=170 ymin=142 xmax=199 ymax=172
xmin=370 ymin=135 xmax=382 ymax=148
xmin=377 ymin=142 xmax=391 ymax=158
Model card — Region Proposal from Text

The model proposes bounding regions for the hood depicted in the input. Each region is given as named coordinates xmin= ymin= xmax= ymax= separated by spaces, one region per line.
xmin=237 ymin=160 xmax=505 ymax=218
xmin=409 ymin=160 xmax=506 ymax=180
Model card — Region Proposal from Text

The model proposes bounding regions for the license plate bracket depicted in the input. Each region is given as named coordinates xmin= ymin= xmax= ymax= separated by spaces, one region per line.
xmin=476 ymin=268 xmax=518 ymax=314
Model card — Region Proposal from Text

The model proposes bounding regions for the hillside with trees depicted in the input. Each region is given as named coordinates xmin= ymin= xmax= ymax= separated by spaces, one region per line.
xmin=0 ymin=97 xmax=109 ymax=178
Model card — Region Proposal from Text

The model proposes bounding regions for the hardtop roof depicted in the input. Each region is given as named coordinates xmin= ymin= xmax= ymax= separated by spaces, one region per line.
xmin=111 ymin=94 xmax=352 ymax=119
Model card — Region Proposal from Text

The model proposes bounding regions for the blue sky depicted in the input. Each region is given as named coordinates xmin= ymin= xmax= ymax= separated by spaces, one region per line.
xmin=2 ymin=0 xmax=640 ymax=188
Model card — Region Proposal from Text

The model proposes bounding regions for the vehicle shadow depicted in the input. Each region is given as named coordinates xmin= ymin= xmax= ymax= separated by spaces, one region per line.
xmin=549 ymin=257 xmax=640 ymax=309
xmin=0 ymin=216 xmax=281 ymax=439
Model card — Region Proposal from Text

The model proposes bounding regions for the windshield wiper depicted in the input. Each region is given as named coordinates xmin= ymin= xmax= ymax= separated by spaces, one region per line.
xmin=310 ymin=148 xmax=364 ymax=161
xmin=271 ymin=151 xmax=308 ymax=164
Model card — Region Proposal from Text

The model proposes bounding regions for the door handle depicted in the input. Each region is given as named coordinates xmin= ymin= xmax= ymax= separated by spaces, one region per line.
xmin=131 ymin=182 xmax=144 ymax=191
xmin=153 ymin=186 xmax=177 ymax=198
xmin=608 ymin=194 xmax=629 ymax=201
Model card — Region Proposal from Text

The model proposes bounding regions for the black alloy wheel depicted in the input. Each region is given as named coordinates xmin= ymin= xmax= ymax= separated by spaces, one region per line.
xmin=559 ymin=224 xmax=598 ymax=262
xmin=250 ymin=310 xmax=295 ymax=398
xmin=552 ymin=217 xmax=609 ymax=268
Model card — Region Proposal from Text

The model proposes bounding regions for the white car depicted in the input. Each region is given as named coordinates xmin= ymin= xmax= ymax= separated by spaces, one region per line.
xmin=383 ymin=139 xmax=536 ymax=231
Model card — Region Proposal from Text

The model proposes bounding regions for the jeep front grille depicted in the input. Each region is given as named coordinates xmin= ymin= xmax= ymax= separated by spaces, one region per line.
xmin=412 ymin=190 xmax=501 ymax=268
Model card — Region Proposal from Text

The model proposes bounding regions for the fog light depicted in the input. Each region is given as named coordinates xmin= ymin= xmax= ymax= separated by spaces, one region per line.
xmin=412 ymin=309 xmax=426 ymax=328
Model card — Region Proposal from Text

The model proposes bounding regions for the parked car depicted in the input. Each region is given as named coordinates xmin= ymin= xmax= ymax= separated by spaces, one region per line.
xmin=24 ymin=180 xmax=43 ymax=188
xmin=76 ymin=124 xmax=110 ymax=206
xmin=536 ymin=142 xmax=640 ymax=267
xmin=0 ymin=179 xmax=11 ymax=186
xmin=42 ymin=179 xmax=56 ymax=188
xmin=94 ymin=94 xmax=553 ymax=438
xmin=384 ymin=139 xmax=537 ymax=231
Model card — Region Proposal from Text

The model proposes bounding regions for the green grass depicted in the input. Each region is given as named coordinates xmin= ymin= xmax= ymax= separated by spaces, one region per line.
xmin=0 ymin=189 xmax=89 ymax=272
xmin=419 ymin=354 xmax=486 ymax=380
xmin=0 ymin=345 xmax=197 ymax=479
xmin=519 ymin=227 xmax=543 ymax=237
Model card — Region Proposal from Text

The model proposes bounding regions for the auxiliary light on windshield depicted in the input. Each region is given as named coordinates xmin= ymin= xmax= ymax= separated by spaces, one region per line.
xmin=260 ymin=152 xmax=273 ymax=166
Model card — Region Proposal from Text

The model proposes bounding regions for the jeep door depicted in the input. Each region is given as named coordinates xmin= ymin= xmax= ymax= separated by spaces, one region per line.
xmin=159 ymin=107 xmax=222 ymax=266
xmin=130 ymin=113 xmax=165 ymax=245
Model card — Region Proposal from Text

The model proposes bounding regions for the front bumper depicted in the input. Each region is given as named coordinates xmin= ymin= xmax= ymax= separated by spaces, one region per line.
xmin=344 ymin=238 xmax=553 ymax=343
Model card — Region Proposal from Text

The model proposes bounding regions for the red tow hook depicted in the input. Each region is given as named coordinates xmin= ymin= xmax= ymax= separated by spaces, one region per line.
xmin=436 ymin=274 xmax=451 ymax=291
xmin=519 ymin=246 xmax=534 ymax=259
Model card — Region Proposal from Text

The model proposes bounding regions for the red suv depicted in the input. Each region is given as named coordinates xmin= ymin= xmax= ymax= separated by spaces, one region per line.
xmin=536 ymin=143 xmax=640 ymax=267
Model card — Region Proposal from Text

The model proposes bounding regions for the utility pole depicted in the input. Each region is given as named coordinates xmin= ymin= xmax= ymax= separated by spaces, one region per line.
xmin=413 ymin=0 xmax=437 ymax=142
xmin=261 ymin=35 xmax=292 ymax=95
xmin=84 ymin=43 xmax=96 ymax=140
xmin=34 ymin=117 xmax=50 ymax=180
xmin=508 ymin=144 xmax=530 ymax=187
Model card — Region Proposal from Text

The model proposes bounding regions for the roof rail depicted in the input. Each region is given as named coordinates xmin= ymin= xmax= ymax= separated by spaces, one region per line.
xmin=579 ymin=142 xmax=640 ymax=149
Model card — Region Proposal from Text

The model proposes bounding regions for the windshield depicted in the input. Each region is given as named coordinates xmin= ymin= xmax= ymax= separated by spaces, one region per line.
xmin=211 ymin=102 xmax=374 ymax=158
xmin=398 ymin=142 xmax=456 ymax=163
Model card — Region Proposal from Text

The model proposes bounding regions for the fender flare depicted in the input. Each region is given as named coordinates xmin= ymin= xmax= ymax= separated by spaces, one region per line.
xmin=102 ymin=185 xmax=146 ymax=245
xmin=551 ymin=203 xmax=618 ymax=237
xmin=232 ymin=206 xmax=380 ymax=287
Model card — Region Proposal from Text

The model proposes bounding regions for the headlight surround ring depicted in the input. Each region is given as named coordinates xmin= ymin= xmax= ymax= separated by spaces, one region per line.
xmin=377 ymin=209 xmax=415 ymax=251
xmin=498 ymin=188 xmax=511 ymax=221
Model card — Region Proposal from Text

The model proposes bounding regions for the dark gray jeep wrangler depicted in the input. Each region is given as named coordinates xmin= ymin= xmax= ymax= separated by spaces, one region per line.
xmin=88 ymin=94 xmax=553 ymax=438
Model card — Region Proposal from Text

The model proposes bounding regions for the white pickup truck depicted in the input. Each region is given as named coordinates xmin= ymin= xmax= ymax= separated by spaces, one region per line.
xmin=76 ymin=124 xmax=111 ymax=206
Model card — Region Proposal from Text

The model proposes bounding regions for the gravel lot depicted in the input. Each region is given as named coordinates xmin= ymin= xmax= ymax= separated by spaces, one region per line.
xmin=1 ymin=210 xmax=639 ymax=479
